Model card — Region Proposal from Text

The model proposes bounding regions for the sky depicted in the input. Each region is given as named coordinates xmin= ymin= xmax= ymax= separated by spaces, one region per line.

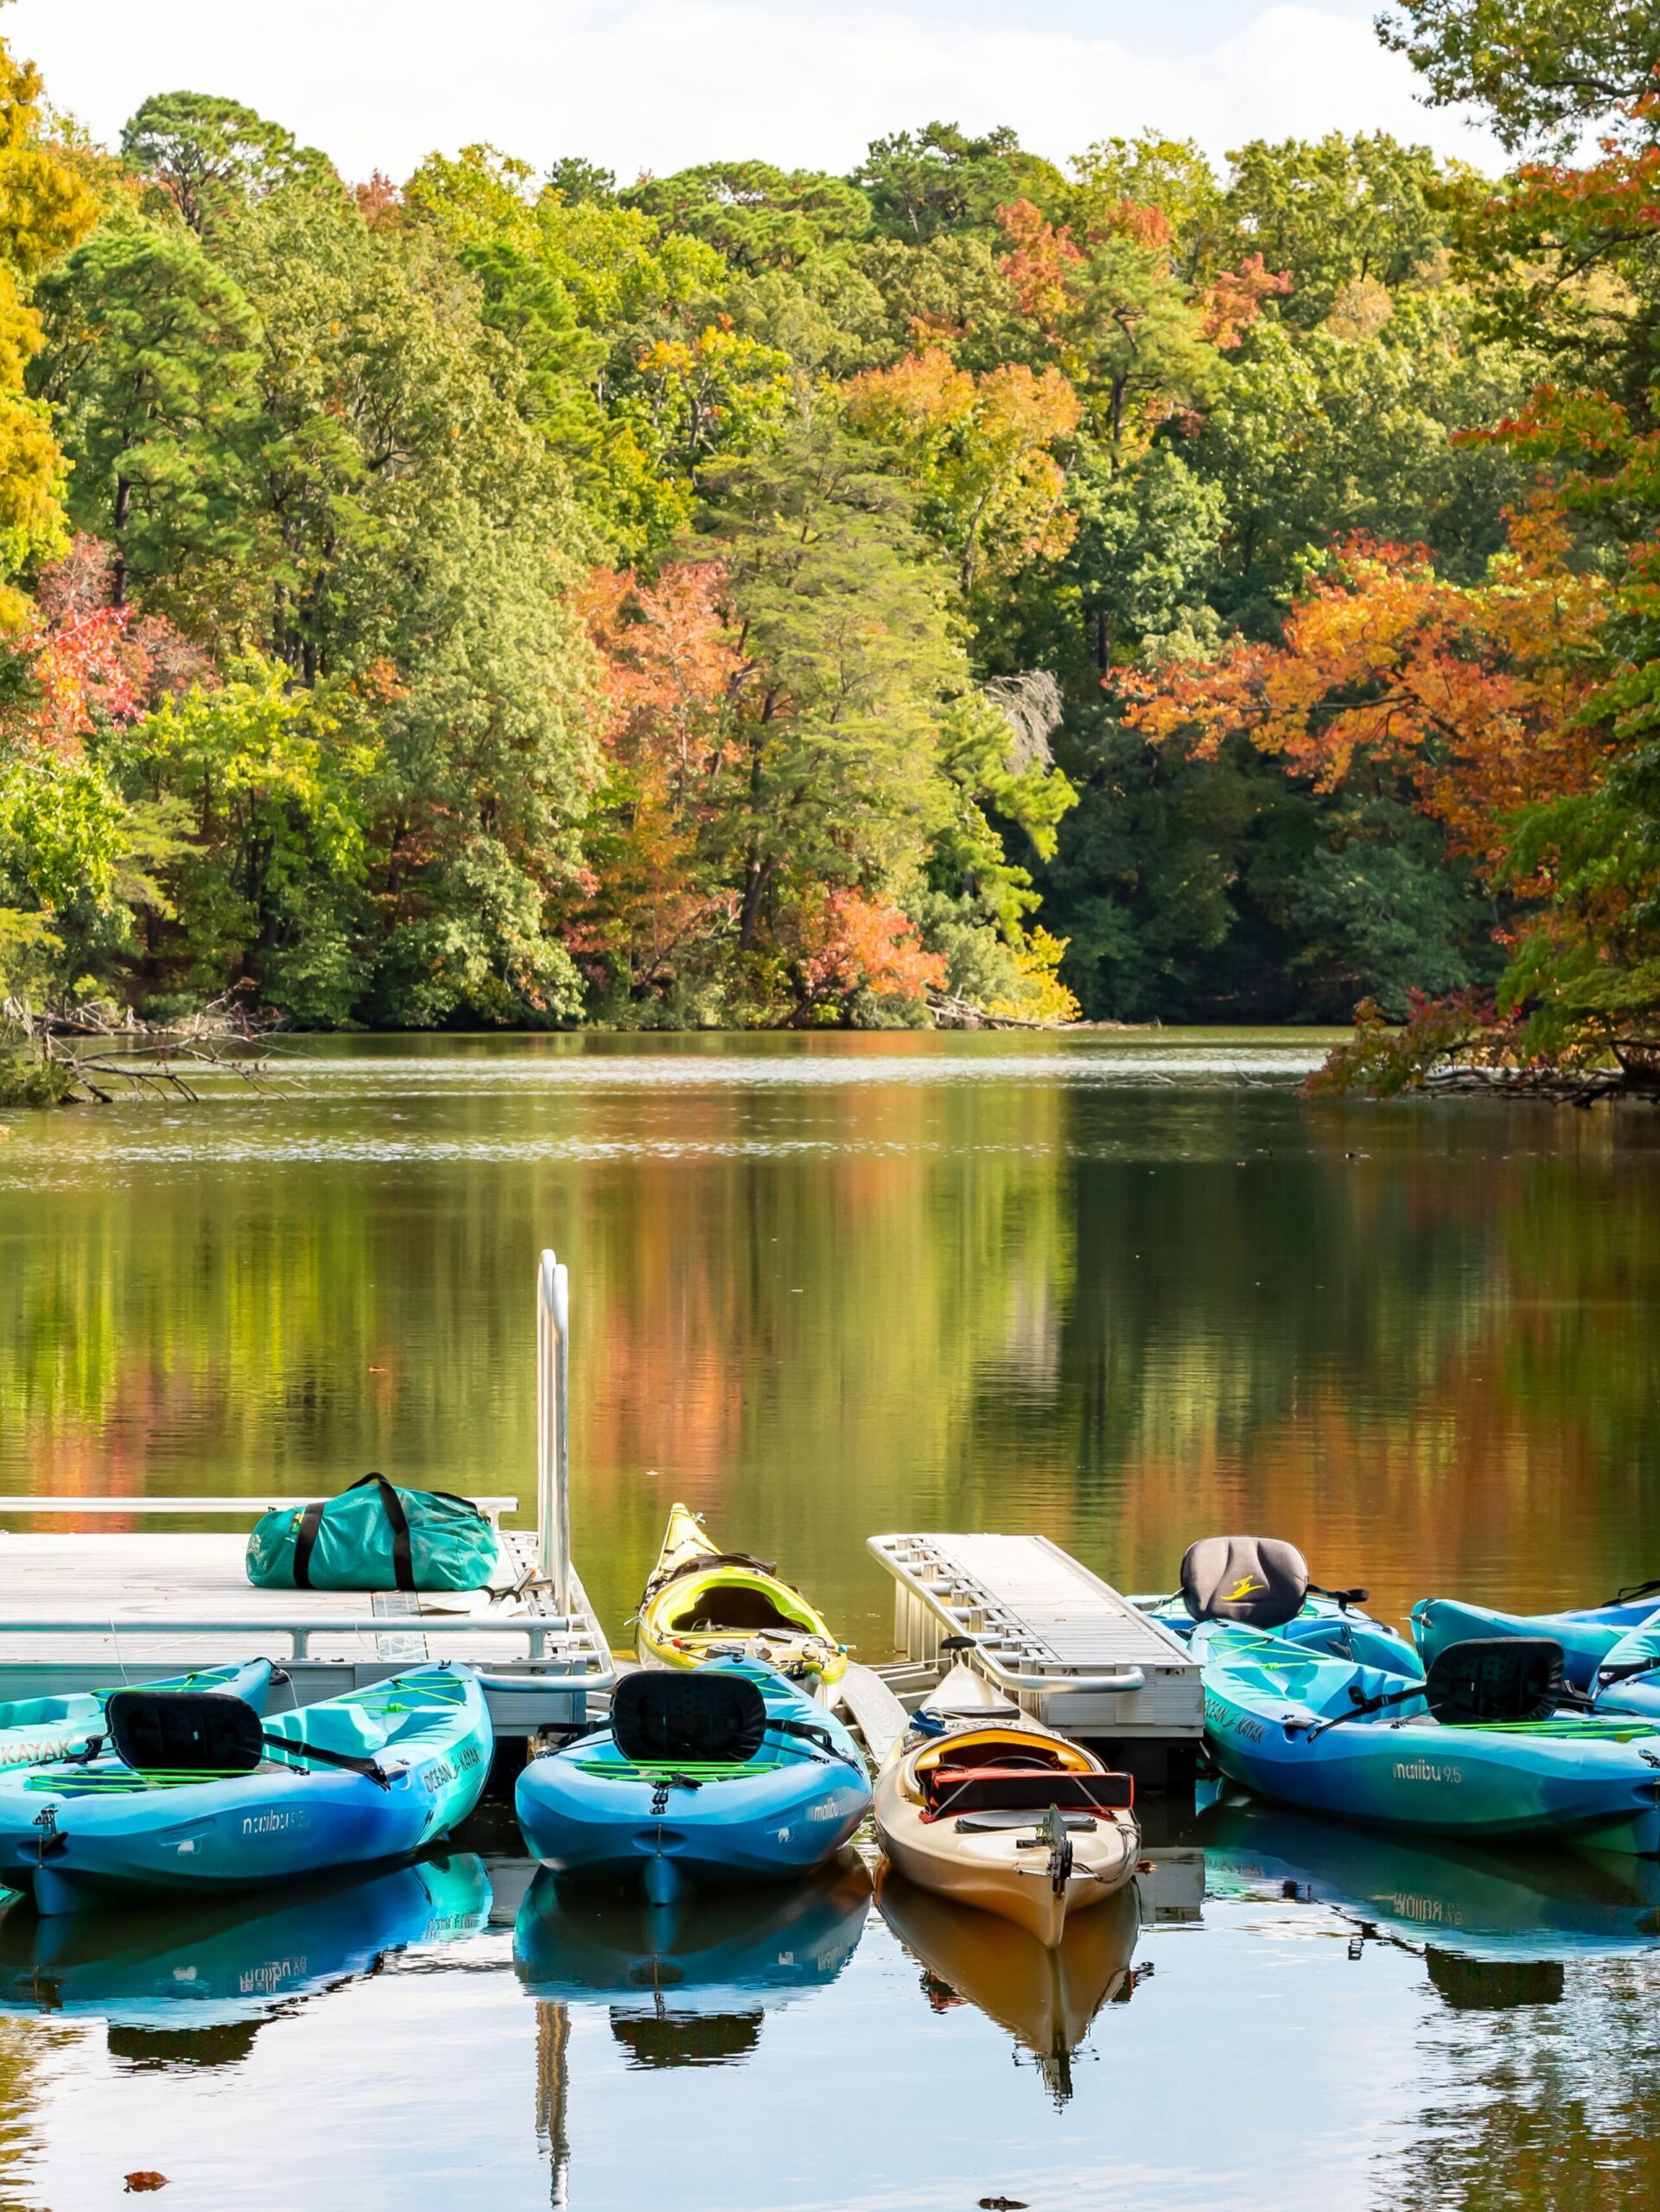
xmin=11 ymin=0 xmax=1502 ymax=185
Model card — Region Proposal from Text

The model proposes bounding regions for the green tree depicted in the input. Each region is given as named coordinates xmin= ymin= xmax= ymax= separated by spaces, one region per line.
xmin=101 ymin=660 xmax=377 ymax=1020
xmin=30 ymin=219 xmax=261 ymax=613
xmin=855 ymin=123 xmax=1063 ymax=241
xmin=622 ymin=162 xmax=870 ymax=273
xmin=692 ymin=421 xmax=970 ymax=963
xmin=120 ymin=92 xmax=335 ymax=235
xmin=1221 ymin=133 xmax=1456 ymax=327
xmin=1377 ymin=0 xmax=1660 ymax=151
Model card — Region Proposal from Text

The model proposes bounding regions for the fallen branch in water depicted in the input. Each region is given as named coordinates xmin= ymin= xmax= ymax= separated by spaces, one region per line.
xmin=1 ymin=988 xmax=289 ymax=1107
xmin=1307 ymin=994 xmax=1660 ymax=1105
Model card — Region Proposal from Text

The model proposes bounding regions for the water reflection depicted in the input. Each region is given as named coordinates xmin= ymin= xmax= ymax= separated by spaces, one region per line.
xmin=513 ymin=1857 xmax=869 ymax=2071
xmin=0 ymin=1853 xmax=491 ymax=2067
xmin=877 ymin=1867 xmax=1142 ymax=2104
xmin=1201 ymin=1796 xmax=1660 ymax=1975
xmin=2 ymin=1037 xmax=1657 ymax=1645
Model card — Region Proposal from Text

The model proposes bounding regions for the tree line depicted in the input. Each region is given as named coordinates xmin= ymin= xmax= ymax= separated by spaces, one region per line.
xmin=1 ymin=2 xmax=1657 ymax=1080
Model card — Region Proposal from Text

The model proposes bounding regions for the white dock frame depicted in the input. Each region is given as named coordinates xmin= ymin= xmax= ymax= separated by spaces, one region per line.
xmin=868 ymin=1531 xmax=1202 ymax=1743
xmin=0 ymin=1249 xmax=614 ymax=1737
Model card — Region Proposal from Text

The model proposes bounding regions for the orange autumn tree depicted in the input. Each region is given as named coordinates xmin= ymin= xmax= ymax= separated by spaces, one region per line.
xmin=1121 ymin=512 xmax=1607 ymax=878
xmin=1118 ymin=507 xmax=1612 ymax=1085
xmin=576 ymin=562 xmax=743 ymax=1005
xmin=792 ymin=887 xmax=944 ymax=1020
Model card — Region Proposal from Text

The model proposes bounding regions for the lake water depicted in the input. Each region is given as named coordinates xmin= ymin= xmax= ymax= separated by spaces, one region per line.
xmin=2 ymin=1031 xmax=1658 ymax=2210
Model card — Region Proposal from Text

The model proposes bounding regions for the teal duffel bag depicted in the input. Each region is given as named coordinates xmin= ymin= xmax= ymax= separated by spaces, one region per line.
xmin=245 ymin=1473 xmax=499 ymax=1592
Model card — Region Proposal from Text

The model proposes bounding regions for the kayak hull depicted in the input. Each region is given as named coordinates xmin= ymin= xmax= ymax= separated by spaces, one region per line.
xmin=517 ymin=1656 xmax=869 ymax=1897
xmin=0 ymin=1664 xmax=492 ymax=1913
xmin=1201 ymin=1629 xmax=1660 ymax=1851
xmin=875 ymin=1785 xmax=1137 ymax=1949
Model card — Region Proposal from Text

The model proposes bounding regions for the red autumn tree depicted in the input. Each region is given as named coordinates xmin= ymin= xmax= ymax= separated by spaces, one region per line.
xmin=574 ymin=561 xmax=743 ymax=1000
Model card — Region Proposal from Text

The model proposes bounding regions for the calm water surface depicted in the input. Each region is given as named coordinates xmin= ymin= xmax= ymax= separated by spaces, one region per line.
xmin=2 ymin=1031 xmax=1658 ymax=2210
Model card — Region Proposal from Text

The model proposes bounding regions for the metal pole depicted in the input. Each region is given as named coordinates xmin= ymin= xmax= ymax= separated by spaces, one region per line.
xmin=537 ymin=1249 xmax=571 ymax=1610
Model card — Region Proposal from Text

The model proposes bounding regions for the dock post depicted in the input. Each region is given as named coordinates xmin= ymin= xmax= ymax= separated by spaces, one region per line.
xmin=537 ymin=1249 xmax=571 ymax=1612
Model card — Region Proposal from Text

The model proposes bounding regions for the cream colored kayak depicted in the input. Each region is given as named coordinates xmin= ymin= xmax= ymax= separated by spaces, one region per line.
xmin=634 ymin=1503 xmax=846 ymax=1689
xmin=873 ymin=1664 xmax=1139 ymax=1948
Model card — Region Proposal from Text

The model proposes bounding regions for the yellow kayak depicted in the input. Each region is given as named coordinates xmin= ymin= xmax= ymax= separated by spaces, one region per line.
xmin=873 ymin=1663 xmax=1139 ymax=1948
xmin=634 ymin=1503 xmax=847 ymax=1689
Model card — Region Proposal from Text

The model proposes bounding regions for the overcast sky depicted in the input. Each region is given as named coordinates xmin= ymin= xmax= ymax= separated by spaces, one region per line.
xmin=13 ymin=0 xmax=1499 ymax=184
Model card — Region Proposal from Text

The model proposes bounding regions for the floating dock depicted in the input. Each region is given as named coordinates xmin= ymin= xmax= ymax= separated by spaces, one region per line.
xmin=868 ymin=1531 xmax=1203 ymax=1787
xmin=0 ymin=1251 xmax=613 ymax=1744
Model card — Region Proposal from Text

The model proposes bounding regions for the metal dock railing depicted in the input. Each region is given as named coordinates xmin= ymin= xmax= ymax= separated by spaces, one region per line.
xmin=0 ymin=1249 xmax=614 ymax=1738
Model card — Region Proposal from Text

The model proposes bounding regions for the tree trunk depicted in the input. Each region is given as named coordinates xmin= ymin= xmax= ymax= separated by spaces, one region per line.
xmin=111 ymin=477 xmax=131 ymax=607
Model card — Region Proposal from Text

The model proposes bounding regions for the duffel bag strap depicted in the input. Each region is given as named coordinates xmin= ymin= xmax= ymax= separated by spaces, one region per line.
xmin=346 ymin=1471 xmax=416 ymax=1593
xmin=292 ymin=1497 xmax=328 ymax=1589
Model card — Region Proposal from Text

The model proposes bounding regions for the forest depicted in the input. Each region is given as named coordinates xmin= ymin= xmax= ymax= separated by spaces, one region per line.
xmin=1 ymin=0 xmax=1658 ymax=1086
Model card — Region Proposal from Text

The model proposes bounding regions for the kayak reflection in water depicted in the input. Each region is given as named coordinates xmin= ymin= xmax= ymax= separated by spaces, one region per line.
xmin=513 ymin=1854 xmax=870 ymax=2069
xmin=876 ymin=1864 xmax=1142 ymax=2105
xmin=1200 ymin=1795 xmax=1660 ymax=2008
xmin=0 ymin=1852 xmax=493 ymax=2068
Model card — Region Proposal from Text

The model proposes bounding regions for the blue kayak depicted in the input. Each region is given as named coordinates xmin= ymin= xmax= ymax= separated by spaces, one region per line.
xmin=1413 ymin=1594 xmax=1660 ymax=1694
xmin=0 ymin=1662 xmax=492 ymax=1913
xmin=1198 ymin=1620 xmax=1660 ymax=1852
xmin=0 ymin=1852 xmax=491 ymax=2035
xmin=517 ymin=1656 xmax=871 ymax=1902
xmin=0 ymin=1659 xmax=274 ymax=1772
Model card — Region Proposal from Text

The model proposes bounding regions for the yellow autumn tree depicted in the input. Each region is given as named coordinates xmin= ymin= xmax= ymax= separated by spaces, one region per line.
xmin=842 ymin=346 xmax=1080 ymax=597
xmin=0 ymin=30 xmax=99 ymax=622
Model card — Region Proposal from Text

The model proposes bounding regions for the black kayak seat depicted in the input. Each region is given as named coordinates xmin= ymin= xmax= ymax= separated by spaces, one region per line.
xmin=1181 ymin=1535 xmax=1310 ymax=1630
xmin=1424 ymin=1637 xmax=1566 ymax=1726
xmin=611 ymin=1669 xmax=768 ymax=1765
xmin=107 ymin=1689 xmax=264 ymax=1775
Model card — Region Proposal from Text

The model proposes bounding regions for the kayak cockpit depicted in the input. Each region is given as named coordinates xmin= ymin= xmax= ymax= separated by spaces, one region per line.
xmin=904 ymin=1726 xmax=1133 ymax=1829
xmin=661 ymin=1572 xmax=819 ymax=1639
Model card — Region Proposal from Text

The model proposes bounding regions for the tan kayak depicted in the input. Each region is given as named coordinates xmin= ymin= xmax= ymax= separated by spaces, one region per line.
xmin=873 ymin=1663 xmax=1139 ymax=1948
xmin=634 ymin=1503 xmax=846 ymax=1688
xmin=877 ymin=1865 xmax=1141 ymax=2102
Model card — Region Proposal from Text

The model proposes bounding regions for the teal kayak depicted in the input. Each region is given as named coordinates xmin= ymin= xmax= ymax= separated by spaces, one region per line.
xmin=1198 ymin=1621 xmax=1660 ymax=1852
xmin=1413 ymin=1594 xmax=1660 ymax=1695
xmin=0 ymin=1659 xmax=274 ymax=1772
xmin=0 ymin=1853 xmax=491 ymax=2036
xmin=1415 ymin=1594 xmax=1660 ymax=1716
xmin=0 ymin=1662 xmax=492 ymax=1912
xmin=516 ymin=1656 xmax=870 ymax=1902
